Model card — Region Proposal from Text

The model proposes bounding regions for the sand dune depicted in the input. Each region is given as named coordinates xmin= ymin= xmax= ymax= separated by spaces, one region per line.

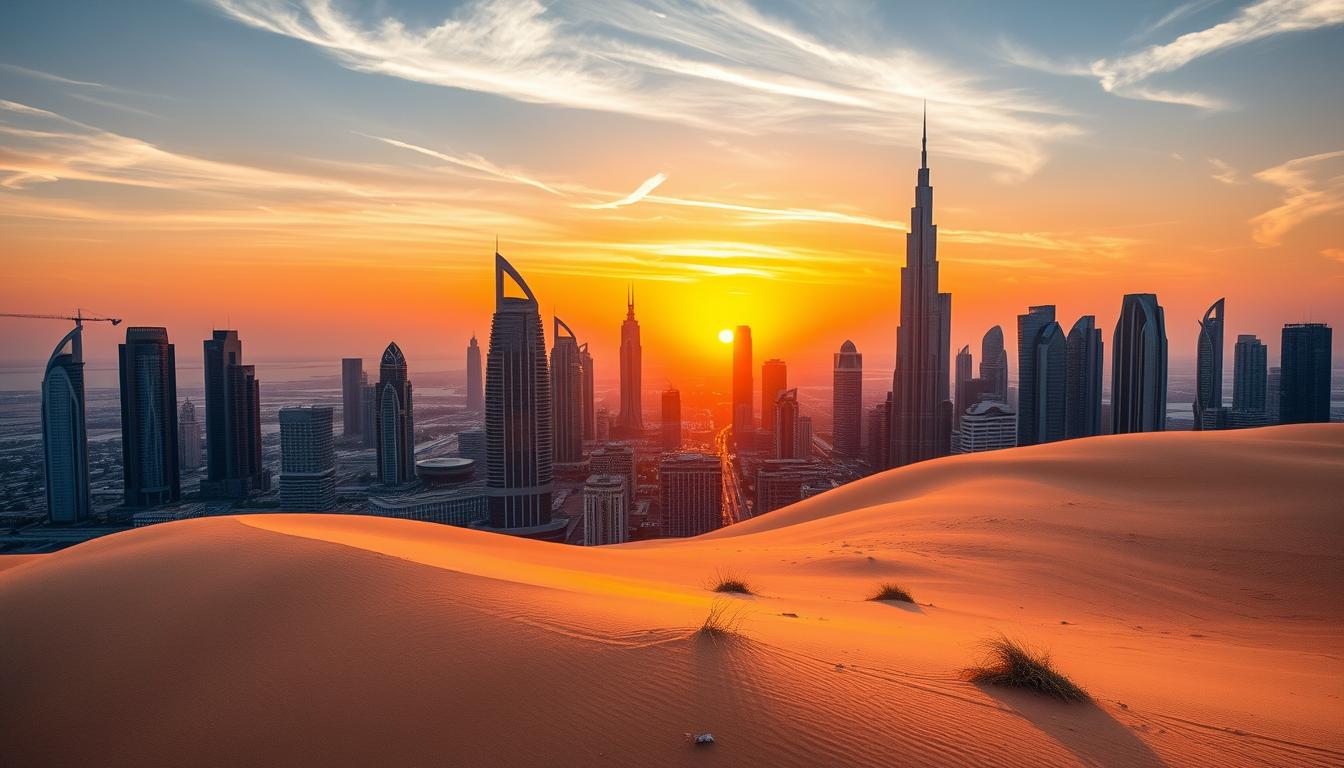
xmin=2 ymin=425 xmax=1341 ymax=767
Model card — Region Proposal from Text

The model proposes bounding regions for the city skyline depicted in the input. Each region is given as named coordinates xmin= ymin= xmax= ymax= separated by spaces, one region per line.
xmin=2 ymin=1 xmax=1342 ymax=383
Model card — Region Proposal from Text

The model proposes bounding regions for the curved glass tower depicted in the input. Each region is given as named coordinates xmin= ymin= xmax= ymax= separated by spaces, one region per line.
xmin=42 ymin=324 xmax=90 ymax=524
xmin=1194 ymin=298 xmax=1225 ymax=430
xmin=551 ymin=316 xmax=584 ymax=464
xmin=980 ymin=325 xmax=1008 ymax=404
xmin=376 ymin=341 xmax=415 ymax=485
xmin=1112 ymin=293 xmax=1168 ymax=434
xmin=486 ymin=253 xmax=553 ymax=528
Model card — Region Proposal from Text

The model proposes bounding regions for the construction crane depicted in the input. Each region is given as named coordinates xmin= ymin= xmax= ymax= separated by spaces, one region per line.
xmin=0 ymin=310 xmax=122 ymax=327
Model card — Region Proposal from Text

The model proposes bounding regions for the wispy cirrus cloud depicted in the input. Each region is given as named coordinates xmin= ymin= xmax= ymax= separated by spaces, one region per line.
xmin=360 ymin=133 xmax=562 ymax=195
xmin=588 ymin=173 xmax=667 ymax=209
xmin=1249 ymin=149 xmax=1344 ymax=245
xmin=1208 ymin=157 xmax=1243 ymax=184
xmin=208 ymin=0 xmax=1077 ymax=178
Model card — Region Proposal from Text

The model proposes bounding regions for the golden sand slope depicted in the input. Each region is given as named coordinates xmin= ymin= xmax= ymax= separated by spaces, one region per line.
xmin=2 ymin=425 xmax=1341 ymax=767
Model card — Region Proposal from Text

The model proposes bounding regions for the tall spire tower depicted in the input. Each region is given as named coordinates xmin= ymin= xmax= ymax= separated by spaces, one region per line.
xmin=618 ymin=283 xmax=643 ymax=431
xmin=890 ymin=105 xmax=953 ymax=467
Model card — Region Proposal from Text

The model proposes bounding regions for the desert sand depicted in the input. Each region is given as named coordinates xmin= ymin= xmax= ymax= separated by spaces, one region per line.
xmin=2 ymin=425 xmax=1341 ymax=767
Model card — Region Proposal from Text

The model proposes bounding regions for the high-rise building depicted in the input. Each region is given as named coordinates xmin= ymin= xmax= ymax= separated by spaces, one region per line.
xmin=891 ymin=112 xmax=952 ymax=467
xmin=179 ymin=398 xmax=202 ymax=471
xmin=954 ymin=377 xmax=994 ymax=429
xmin=466 ymin=335 xmax=483 ymax=411
xmin=1065 ymin=316 xmax=1104 ymax=439
xmin=42 ymin=323 xmax=90 ymax=524
xmin=580 ymin=343 xmax=595 ymax=441
xmin=797 ymin=415 xmax=813 ymax=459
xmin=733 ymin=325 xmax=754 ymax=446
xmin=832 ymin=340 xmax=863 ymax=457
xmin=279 ymin=406 xmax=336 ymax=511
xmin=550 ymin=317 xmax=584 ymax=464
xmin=360 ymin=380 xmax=376 ymax=449
xmin=760 ymin=358 xmax=787 ymax=433
xmin=773 ymin=388 xmax=800 ymax=459
xmin=755 ymin=459 xmax=821 ymax=515
xmin=1016 ymin=305 xmax=1056 ymax=446
xmin=1035 ymin=322 xmax=1068 ymax=443
xmin=1232 ymin=334 xmax=1268 ymax=425
xmin=1195 ymin=298 xmax=1226 ymax=430
xmin=341 ymin=358 xmax=363 ymax=437
xmin=486 ymin=253 xmax=553 ymax=528
xmin=582 ymin=474 xmax=627 ymax=546
xmin=589 ymin=443 xmax=635 ymax=510
xmin=980 ymin=325 xmax=1009 ymax=404
xmin=1266 ymin=367 xmax=1282 ymax=424
xmin=954 ymin=402 xmax=1018 ymax=454
xmin=375 ymin=342 xmax=415 ymax=486
xmin=202 ymin=330 xmax=269 ymax=498
xmin=661 ymin=388 xmax=682 ymax=451
xmin=457 ymin=428 xmax=486 ymax=465
xmin=618 ymin=286 xmax=642 ymax=432
xmin=595 ymin=407 xmax=611 ymax=443
xmin=119 ymin=326 xmax=180 ymax=508
xmin=1111 ymin=294 xmax=1168 ymax=434
xmin=867 ymin=393 xmax=892 ymax=470
xmin=658 ymin=452 xmax=722 ymax=537
xmin=953 ymin=345 xmax=972 ymax=429
xmin=1279 ymin=323 xmax=1332 ymax=424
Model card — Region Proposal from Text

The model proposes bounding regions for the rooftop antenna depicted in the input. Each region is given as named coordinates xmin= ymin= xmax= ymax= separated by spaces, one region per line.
xmin=920 ymin=99 xmax=928 ymax=169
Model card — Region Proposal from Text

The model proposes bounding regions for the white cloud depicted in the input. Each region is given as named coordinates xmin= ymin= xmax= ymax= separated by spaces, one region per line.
xmin=1249 ymin=149 xmax=1344 ymax=244
xmin=1208 ymin=157 xmax=1242 ymax=184
xmin=588 ymin=173 xmax=667 ymax=209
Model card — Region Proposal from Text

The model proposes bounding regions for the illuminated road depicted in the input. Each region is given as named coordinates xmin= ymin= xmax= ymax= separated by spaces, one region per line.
xmin=714 ymin=426 xmax=750 ymax=526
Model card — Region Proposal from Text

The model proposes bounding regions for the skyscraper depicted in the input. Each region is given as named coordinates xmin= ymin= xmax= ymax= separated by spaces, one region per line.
xmin=179 ymin=398 xmax=202 ymax=471
xmin=279 ymin=406 xmax=336 ymax=511
xmin=1111 ymin=294 xmax=1168 ymax=434
xmin=891 ymin=112 xmax=952 ymax=467
xmin=1232 ymin=334 xmax=1267 ymax=424
xmin=1033 ymin=322 xmax=1068 ymax=443
xmin=1279 ymin=323 xmax=1332 ymax=424
xmin=1195 ymin=298 xmax=1226 ymax=430
xmin=202 ymin=330 xmax=269 ymax=498
xmin=582 ymin=474 xmax=627 ymax=546
xmin=360 ymin=380 xmax=376 ymax=449
xmin=486 ymin=253 xmax=553 ymax=528
xmin=797 ymin=415 xmax=813 ymax=459
xmin=551 ymin=317 xmax=584 ymax=464
xmin=42 ymin=323 xmax=89 ymax=524
xmin=580 ymin=342 xmax=595 ymax=441
xmin=618 ymin=286 xmax=642 ymax=432
xmin=376 ymin=342 xmax=415 ymax=486
xmin=980 ymin=325 xmax=1009 ymax=404
xmin=1267 ymin=367 xmax=1282 ymax=424
xmin=832 ymin=340 xmax=863 ymax=457
xmin=760 ymin=358 xmax=787 ymax=433
xmin=589 ymin=443 xmax=636 ymax=510
xmin=1017 ymin=305 xmax=1057 ymax=446
xmin=341 ymin=357 xmax=363 ymax=437
xmin=1065 ymin=316 xmax=1104 ymax=439
xmin=953 ymin=345 xmax=972 ymax=428
xmin=733 ymin=325 xmax=754 ymax=445
xmin=755 ymin=459 xmax=821 ymax=515
xmin=661 ymin=388 xmax=682 ymax=451
xmin=868 ymin=392 xmax=892 ymax=471
xmin=466 ymin=335 xmax=483 ymax=412
xmin=773 ymin=388 xmax=801 ymax=459
xmin=119 ymin=326 xmax=180 ymax=507
xmin=658 ymin=452 xmax=722 ymax=537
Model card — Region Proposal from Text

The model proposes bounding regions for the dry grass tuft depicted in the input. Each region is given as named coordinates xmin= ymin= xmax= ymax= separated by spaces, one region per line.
xmin=709 ymin=569 xmax=754 ymax=595
xmin=697 ymin=598 xmax=747 ymax=641
xmin=868 ymin=582 xmax=915 ymax=603
xmin=962 ymin=635 xmax=1089 ymax=702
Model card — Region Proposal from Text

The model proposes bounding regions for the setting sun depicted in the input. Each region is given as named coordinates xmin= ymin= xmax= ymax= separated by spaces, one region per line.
xmin=718 ymin=329 xmax=734 ymax=344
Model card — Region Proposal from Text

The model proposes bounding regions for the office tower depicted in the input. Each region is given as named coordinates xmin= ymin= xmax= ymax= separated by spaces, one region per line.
xmin=580 ymin=343 xmax=595 ymax=441
xmin=733 ymin=325 xmax=754 ymax=445
xmin=618 ymin=286 xmax=642 ymax=431
xmin=832 ymin=340 xmax=863 ymax=457
xmin=954 ymin=402 xmax=1018 ymax=454
xmin=1065 ymin=316 xmax=1104 ymax=439
xmin=375 ymin=342 xmax=415 ymax=486
xmin=1016 ymin=305 xmax=1056 ymax=446
xmin=486 ymin=254 xmax=553 ymax=528
xmin=1195 ymin=298 xmax=1226 ymax=430
xmin=1033 ymin=322 xmax=1068 ymax=443
xmin=360 ymin=381 xmax=376 ymax=449
xmin=341 ymin=358 xmax=363 ymax=437
xmin=595 ymin=407 xmax=611 ymax=443
xmin=202 ymin=330 xmax=269 ymax=498
xmin=179 ymin=398 xmax=202 ymax=471
xmin=760 ymin=358 xmax=787 ymax=433
xmin=582 ymin=474 xmax=627 ymax=546
xmin=1112 ymin=294 xmax=1168 ymax=434
xmin=659 ymin=452 xmax=722 ymax=537
xmin=954 ymin=376 xmax=994 ymax=427
xmin=119 ymin=326 xmax=180 ymax=507
xmin=1266 ymin=367 xmax=1282 ymax=424
xmin=773 ymin=388 xmax=800 ymax=459
xmin=466 ymin=335 xmax=483 ymax=411
xmin=797 ymin=415 xmax=814 ymax=459
xmin=1232 ymin=334 xmax=1267 ymax=426
xmin=551 ymin=317 xmax=584 ymax=464
xmin=661 ymin=388 xmax=682 ymax=451
xmin=953 ymin=345 xmax=973 ymax=428
xmin=868 ymin=393 xmax=892 ymax=470
xmin=589 ymin=443 xmax=635 ymax=510
xmin=892 ymin=113 xmax=952 ymax=467
xmin=1280 ymin=323 xmax=1333 ymax=424
xmin=42 ymin=323 xmax=90 ymax=524
xmin=755 ymin=459 xmax=821 ymax=515
xmin=279 ymin=406 xmax=336 ymax=511
xmin=457 ymin=428 xmax=486 ymax=465
xmin=980 ymin=325 xmax=1009 ymax=403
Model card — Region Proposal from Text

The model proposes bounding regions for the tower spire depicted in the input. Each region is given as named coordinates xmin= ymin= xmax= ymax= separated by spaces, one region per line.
xmin=920 ymin=100 xmax=927 ymax=170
